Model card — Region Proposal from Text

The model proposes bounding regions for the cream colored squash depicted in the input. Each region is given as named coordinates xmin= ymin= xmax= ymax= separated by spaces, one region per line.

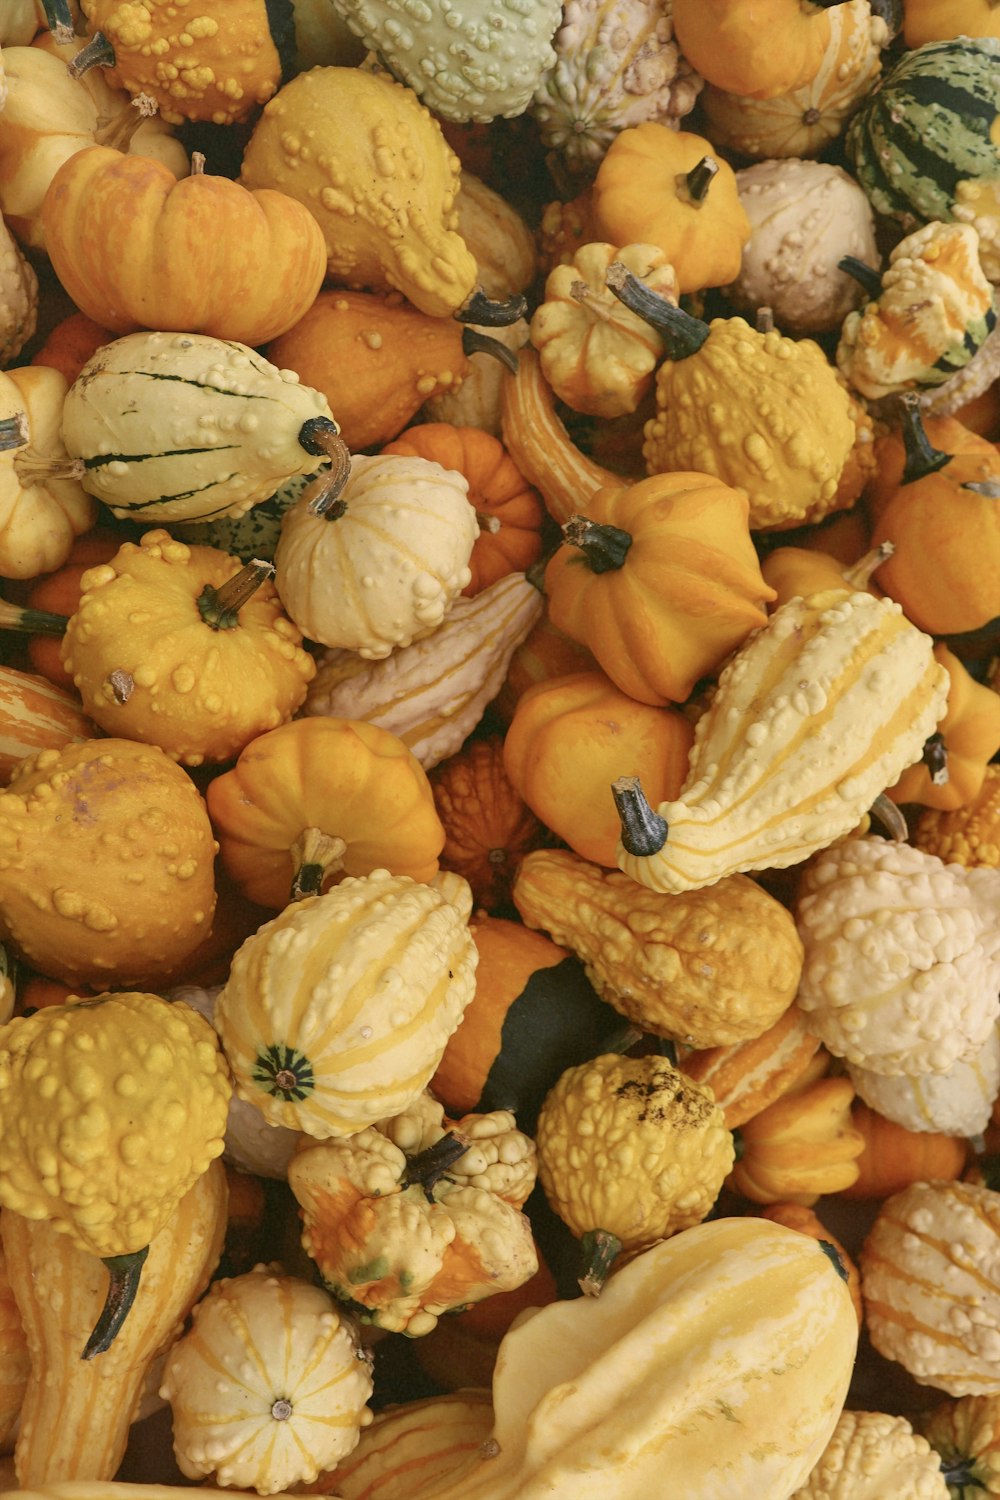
xmin=0 ymin=214 xmax=36 ymax=367
xmin=274 ymin=453 xmax=479 ymax=657
xmin=727 ymin=160 xmax=878 ymax=335
xmin=615 ymin=588 xmax=949 ymax=894
xmin=423 ymin=318 xmax=530 ymax=435
xmin=791 ymin=1410 xmax=950 ymax=1500
xmin=0 ymin=364 xmax=95 ymax=579
xmin=454 ymin=172 xmax=538 ymax=300
xmin=301 ymin=572 xmax=544 ymax=769
xmin=848 ymin=1022 xmax=1000 ymax=1137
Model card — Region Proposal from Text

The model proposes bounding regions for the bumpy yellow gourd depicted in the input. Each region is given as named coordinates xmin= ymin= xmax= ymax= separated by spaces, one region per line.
xmin=240 ymin=67 xmax=480 ymax=319
xmin=512 ymin=847 xmax=803 ymax=1049
xmin=615 ymin=588 xmax=949 ymax=894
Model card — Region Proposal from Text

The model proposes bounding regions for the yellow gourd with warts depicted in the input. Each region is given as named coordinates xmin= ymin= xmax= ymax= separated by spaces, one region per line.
xmin=0 ymin=992 xmax=230 ymax=1359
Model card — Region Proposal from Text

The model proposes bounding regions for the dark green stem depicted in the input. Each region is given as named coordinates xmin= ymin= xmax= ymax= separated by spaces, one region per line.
xmin=561 ymin=514 xmax=632 ymax=573
xmin=0 ymin=413 xmax=27 ymax=452
xmin=578 ymin=1228 xmax=622 ymax=1297
xmin=197 ymin=558 xmax=274 ymax=629
xmin=401 ymin=1131 xmax=470 ymax=1202
xmin=461 ymin=326 xmax=520 ymax=374
xmin=817 ymin=1239 xmax=850 ymax=1286
xmin=455 ymin=289 xmax=527 ymax=329
xmin=680 ymin=155 xmax=718 ymax=204
xmin=66 ymin=30 xmax=117 ymax=79
xmin=838 ymin=256 xmax=883 ymax=300
xmin=82 ymin=1246 xmax=149 ymax=1360
xmin=289 ymin=827 xmax=346 ymax=902
xmin=612 ymin=775 xmax=668 ymax=857
xmin=922 ymin=732 xmax=949 ymax=787
xmin=0 ymin=600 xmax=68 ymax=636
xmin=899 ymin=393 xmax=952 ymax=485
xmin=605 ymin=262 xmax=710 ymax=360
xmin=39 ymin=0 xmax=77 ymax=42
xmin=939 ymin=1459 xmax=987 ymax=1489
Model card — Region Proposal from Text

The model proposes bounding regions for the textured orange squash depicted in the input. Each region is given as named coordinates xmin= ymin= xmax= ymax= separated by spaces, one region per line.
xmin=23 ymin=528 xmax=122 ymax=689
xmin=888 ymin=644 xmax=1000 ymax=810
xmin=840 ymin=1101 xmax=968 ymax=1200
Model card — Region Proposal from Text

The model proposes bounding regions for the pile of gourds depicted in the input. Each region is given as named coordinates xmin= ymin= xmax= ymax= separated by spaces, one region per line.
xmin=5 ymin=0 xmax=1000 ymax=1496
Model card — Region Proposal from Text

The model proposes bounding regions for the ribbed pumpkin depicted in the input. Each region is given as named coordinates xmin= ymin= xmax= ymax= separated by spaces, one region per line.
xmin=839 ymin=1102 xmax=968 ymax=1199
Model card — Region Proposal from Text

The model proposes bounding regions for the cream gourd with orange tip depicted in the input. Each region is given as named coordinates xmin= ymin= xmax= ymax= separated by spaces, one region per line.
xmin=214 ymin=869 xmax=478 ymax=1139
xmin=795 ymin=837 xmax=1000 ymax=1077
xmin=790 ymin=1410 xmax=950 ymax=1500
xmin=4 ymin=1160 xmax=227 ymax=1485
xmin=613 ymin=588 xmax=949 ymax=895
xmin=1 ymin=1220 xmax=859 ymax=1500
xmin=861 ymin=1179 xmax=1000 ymax=1395
xmin=160 ymin=1266 xmax=374 ymax=1493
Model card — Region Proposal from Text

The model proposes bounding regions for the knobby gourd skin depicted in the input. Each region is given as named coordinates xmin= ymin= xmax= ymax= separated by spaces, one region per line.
xmin=791 ymin=1409 xmax=952 ymax=1499
xmin=848 ymin=1027 xmax=999 ymax=1138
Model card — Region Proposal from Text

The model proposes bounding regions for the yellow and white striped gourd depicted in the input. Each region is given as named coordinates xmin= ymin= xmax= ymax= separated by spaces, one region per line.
xmin=214 ymin=870 xmax=478 ymax=1139
xmin=302 ymin=572 xmax=544 ymax=769
xmin=615 ymin=587 xmax=949 ymax=894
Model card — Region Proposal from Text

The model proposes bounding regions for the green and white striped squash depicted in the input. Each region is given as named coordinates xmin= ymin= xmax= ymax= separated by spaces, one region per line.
xmin=214 ymin=869 xmax=478 ymax=1140
xmin=172 ymin=472 xmax=316 ymax=561
xmin=845 ymin=37 xmax=1000 ymax=232
xmin=60 ymin=332 xmax=343 ymax=525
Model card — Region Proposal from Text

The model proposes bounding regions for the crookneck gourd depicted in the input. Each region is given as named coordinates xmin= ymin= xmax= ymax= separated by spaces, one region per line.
xmin=612 ymin=587 xmax=949 ymax=894
xmin=0 ymin=992 xmax=230 ymax=1359
xmin=59 ymin=331 xmax=350 ymax=525
xmin=214 ymin=869 xmax=478 ymax=1139
xmin=288 ymin=1094 xmax=539 ymax=1335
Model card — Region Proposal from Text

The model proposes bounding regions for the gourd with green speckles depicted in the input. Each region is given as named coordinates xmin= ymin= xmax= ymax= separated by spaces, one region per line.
xmin=214 ymin=869 xmax=479 ymax=1140
xmin=845 ymin=37 xmax=1000 ymax=279
xmin=0 ymin=991 xmax=230 ymax=1359
xmin=612 ymin=588 xmax=949 ymax=895
xmin=288 ymin=1094 xmax=538 ymax=1335
xmin=59 ymin=331 xmax=349 ymax=526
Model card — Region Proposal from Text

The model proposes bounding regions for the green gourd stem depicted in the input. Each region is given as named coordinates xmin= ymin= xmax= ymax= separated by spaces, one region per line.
xmin=938 ymin=1459 xmax=983 ymax=1489
xmin=0 ymin=600 xmax=69 ymax=636
xmin=577 ymin=1228 xmax=622 ymax=1298
xmin=0 ymin=413 xmax=27 ymax=452
xmin=561 ymin=514 xmax=632 ymax=573
xmin=81 ymin=1246 xmax=150 ymax=1360
xmin=601 ymin=1022 xmax=647 ymax=1055
xmin=921 ymin=732 xmax=949 ymax=787
xmin=817 ymin=1239 xmax=850 ymax=1287
xmin=605 ymin=262 xmax=710 ymax=360
xmin=461 ymin=326 xmax=520 ymax=375
xmin=837 ymin=255 xmax=884 ymax=300
xmin=869 ymin=792 xmax=909 ymax=843
xmin=299 ymin=418 xmax=352 ymax=516
xmin=612 ymin=775 xmax=669 ymax=857
xmin=899 ymin=393 xmax=952 ymax=485
xmin=66 ymin=29 xmax=117 ymax=79
xmin=680 ymin=155 xmax=718 ymax=204
xmin=92 ymin=92 xmax=159 ymax=152
xmin=289 ymin=827 xmax=347 ymax=902
xmin=39 ymin=0 xmax=77 ymax=42
xmin=455 ymin=289 xmax=528 ymax=329
xmin=197 ymin=558 xmax=275 ymax=629
xmin=401 ymin=1131 xmax=470 ymax=1201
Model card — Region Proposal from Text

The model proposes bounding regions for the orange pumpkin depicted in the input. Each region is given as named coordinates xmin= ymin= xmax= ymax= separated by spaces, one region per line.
xmin=492 ymin=612 xmax=598 ymax=724
xmin=22 ymin=527 xmax=122 ymax=689
xmin=887 ymin=644 xmax=1000 ymax=811
xmin=839 ymin=1101 xmax=968 ymax=1200
xmin=30 ymin=311 xmax=114 ymax=386
xmin=41 ymin=147 xmax=328 ymax=347
xmin=429 ymin=735 xmax=551 ymax=912
xmin=502 ymin=669 xmax=694 ymax=866
xmin=543 ymin=471 xmax=776 ymax=706
xmin=381 ymin=423 xmax=546 ymax=595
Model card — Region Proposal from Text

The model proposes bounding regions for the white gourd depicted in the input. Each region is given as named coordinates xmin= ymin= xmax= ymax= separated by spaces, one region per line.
xmin=791 ymin=1410 xmax=949 ymax=1500
xmin=0 ymin=215 xmax=35 ymax=365
xmin=848 ymin=1023 xmax=1000 ymax=1137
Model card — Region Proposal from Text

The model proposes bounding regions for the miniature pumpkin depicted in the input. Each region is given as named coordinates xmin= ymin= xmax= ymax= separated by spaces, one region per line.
xmin=887 ymin=644 xmax=1000 ymax=811
xmin=429 ymin=736 xmax=551 ymax=912
xmin=671 ymin=0 xmax=836 ymax=98
xmin=840 ymin=1101 xmax=968 ymax=1199
xmin=41 ymin=147 xmax=328 ymax=346
xmin=542 ymin=470 xmax=774 ymax=707
xmin=592 ymin=125 xmax=750 ymax=294
xmin=288 ymin=1097 xmax=539 ymax=1335
xmin=60 ymin=531 xmax=317 ymax=767
xmin=4 ymin=1159 xmax=227 ymax=1483
xmin=273 ymin=452 xmax=478 ymax=657
xmin=728 ymin=1075 xmax=865 ymax=1206
xmin=214 ymin=869 xmax=478 ymax=1139
xmin=0 ymin=737 xmax=218 ymax=989
xmin=30 ymin=311 xmax=112 ymax=386
xmin=381 ymin=423 xmax=545 ymax=595
xmin=612 ymin=589 xmax=948 ymax=894
xmin=913 ymin=763 xmax=1000 ymax=867
xmin=503 ymin=670 xmax=694 ymax=867
xmin=795 ymin=836 xmax=1000 ymax=1077
xmin=205 ymin=717 xmax=444 ymax=910
xmin=301 ymin=572 xmax=544 ymax=769
xmin=492 ymin=611 xmax=598 ymax=724
xmin=160 ymin=1265 xmax=374 ymax=1492
xmin=429 ymin=914 xmax=619 ymax=1129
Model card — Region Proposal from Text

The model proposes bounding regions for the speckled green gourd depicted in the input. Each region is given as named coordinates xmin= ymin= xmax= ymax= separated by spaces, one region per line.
xmin=59 ymin=331 xmax=342 ymax=524
xmin=0 ymin=992 xmax=230 ymax=1259
xmin=331 ymin=0 xmax=563 ymax=124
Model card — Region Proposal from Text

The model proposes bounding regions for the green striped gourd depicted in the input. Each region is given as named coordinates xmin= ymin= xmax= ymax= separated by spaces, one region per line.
xmin=59 ymin=332 xmax=347 ymax=524
xmin=613 ymin=588 xmax=949 ymax=894
xmin=845 ymin=37 xmax=1000 ymax=234
xmin=172 ymin=472 xmax=315 ymax=561
xmin=214 ymin=869 xmax=478 ymax=1139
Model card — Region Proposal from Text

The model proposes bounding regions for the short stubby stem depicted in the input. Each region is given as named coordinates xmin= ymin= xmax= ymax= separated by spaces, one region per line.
xmin=578 ymin=1228 xmax=622 ymax=1297
xmin=562 ymin=514 xmax=632 ymax=573
xmin=401 ymin=1130 xmax=470 ymax=1202
xmin=67 ymin=29 xmax=118 ymax=80
xmin=612 ymin=775 xmax=669 ymax=857
xmin=197 ymin=558 xmax=275 ymax=630
xmin=290 ymin=827 xmax=347 ymax=901
xmin=898 ymin=393 xmax=952 ymax=485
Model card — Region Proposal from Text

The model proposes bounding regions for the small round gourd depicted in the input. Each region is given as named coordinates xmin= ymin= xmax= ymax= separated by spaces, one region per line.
xmin=160 ymin=1265 xmax=374 ymax=1493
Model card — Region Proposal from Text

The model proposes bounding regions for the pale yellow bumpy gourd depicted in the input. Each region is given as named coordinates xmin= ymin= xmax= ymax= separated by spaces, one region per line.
xmin=240 ymin=67 xmax=480 ymax=318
